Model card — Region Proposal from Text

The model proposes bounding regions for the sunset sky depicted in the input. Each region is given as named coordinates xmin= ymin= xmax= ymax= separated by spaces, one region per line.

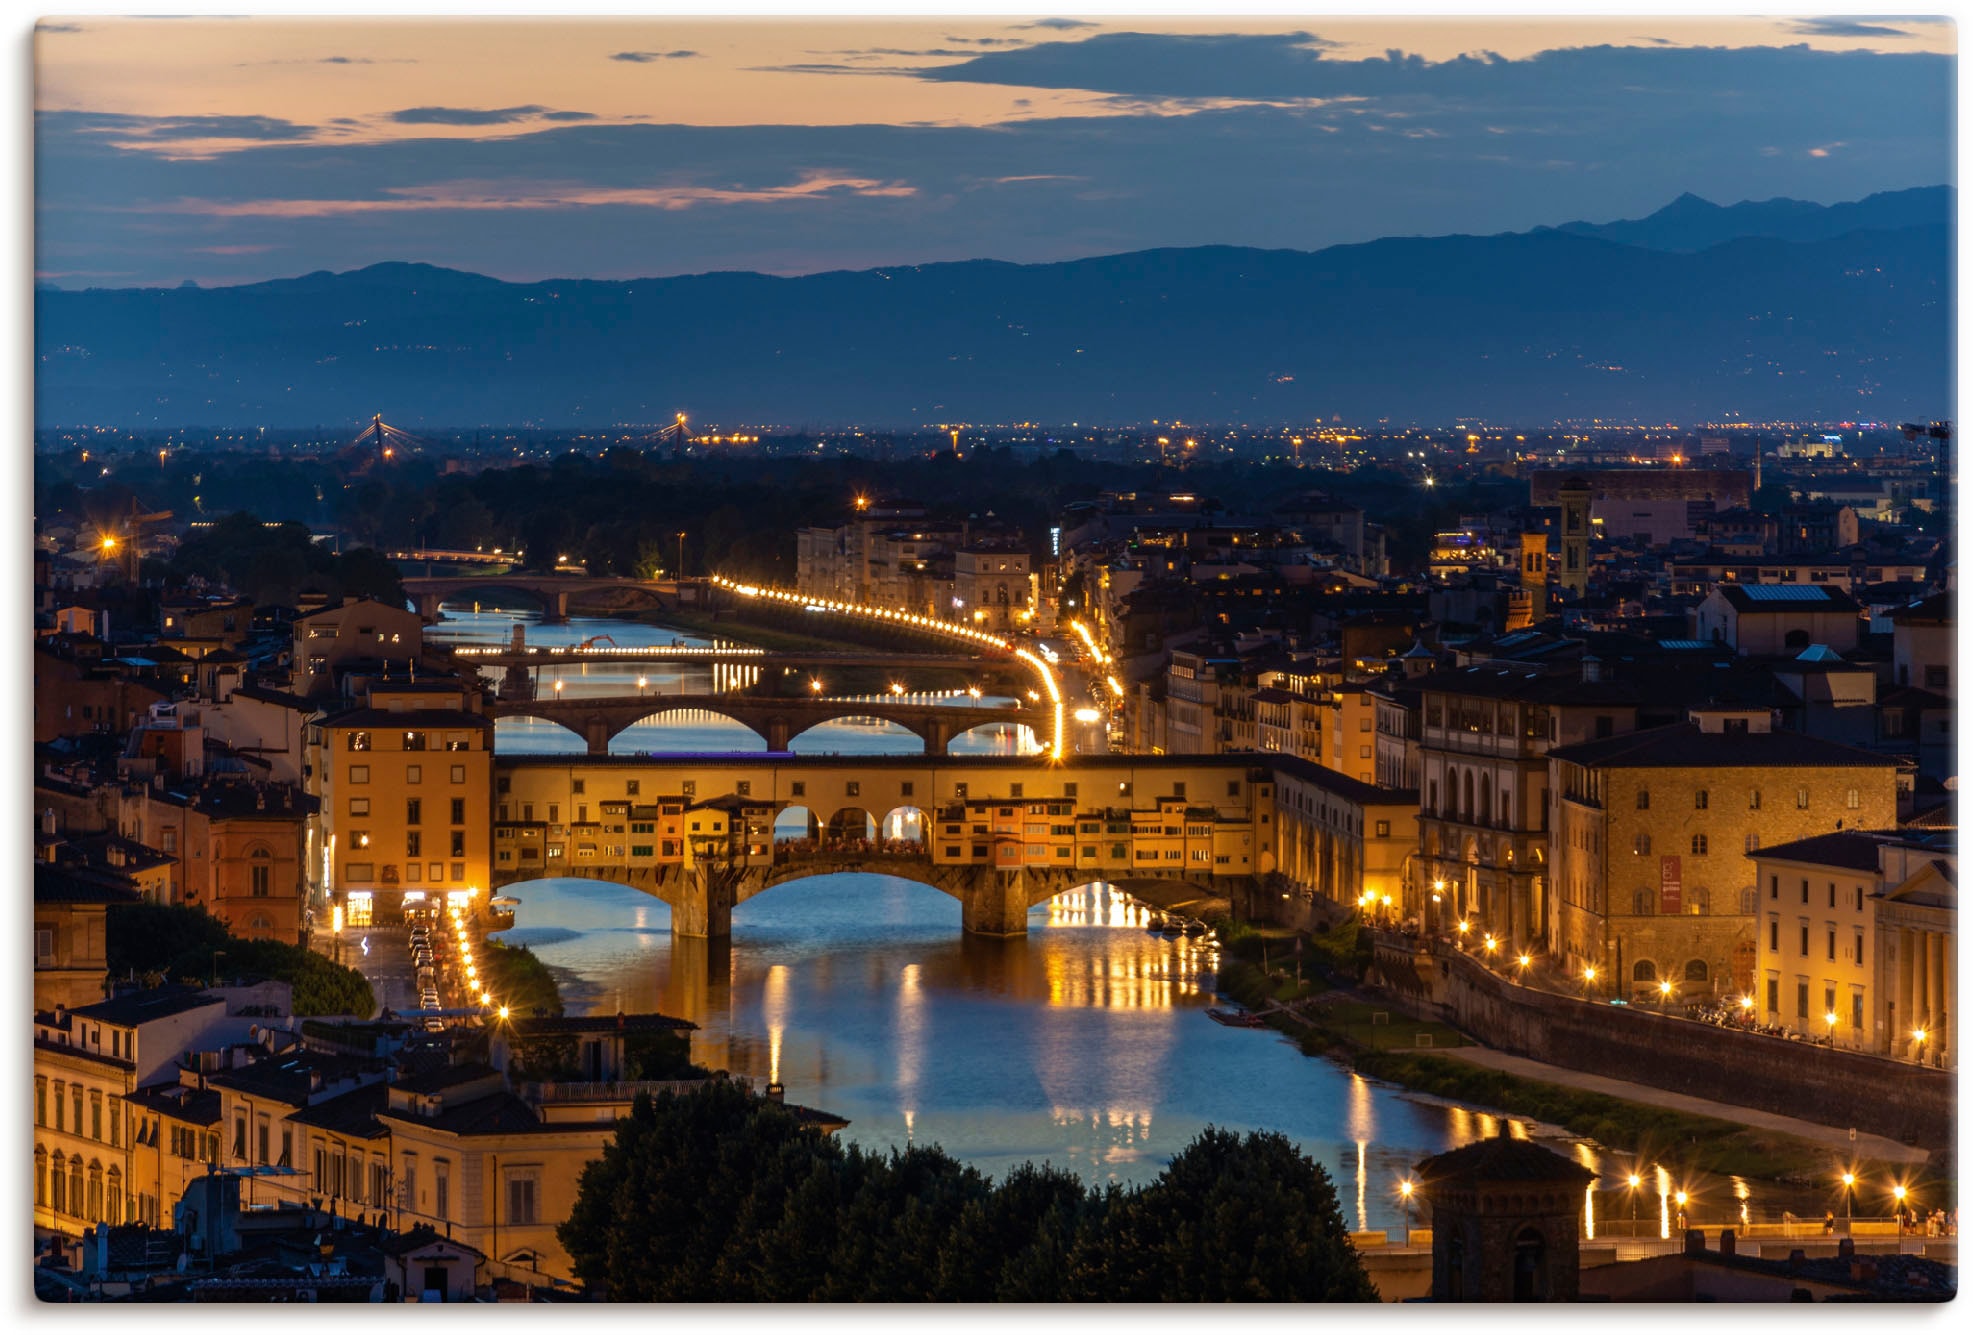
xmin=34 ymin=12 xmax=1956 ymax=287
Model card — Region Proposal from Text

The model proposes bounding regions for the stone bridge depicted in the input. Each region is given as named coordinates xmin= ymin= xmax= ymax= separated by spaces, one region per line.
xmin=495 ymin=848 xmax=1239 ymax=938
xmin=402 ymin=574 xmax=692 ymax=622
xmin=486 ymin=693 xmax=1043 ymax=755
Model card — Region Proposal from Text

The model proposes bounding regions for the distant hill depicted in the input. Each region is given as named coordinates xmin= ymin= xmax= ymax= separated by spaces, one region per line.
xmin=1547 ymin=186 xmax=1952 ymax=252
xmin=34 ymin=203 xmax=1951 ymax=428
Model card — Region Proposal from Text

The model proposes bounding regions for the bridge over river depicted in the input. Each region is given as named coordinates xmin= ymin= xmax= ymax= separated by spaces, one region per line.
xmin=486 ymin=692 xmax=1043 ymax=755
xmin=490 ymin=753 xmax=1286 ymax=937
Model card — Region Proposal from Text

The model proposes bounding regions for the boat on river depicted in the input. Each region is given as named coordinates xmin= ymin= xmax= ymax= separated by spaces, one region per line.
xmin=1206 ymin=1006 xmax=1265 ymax=1028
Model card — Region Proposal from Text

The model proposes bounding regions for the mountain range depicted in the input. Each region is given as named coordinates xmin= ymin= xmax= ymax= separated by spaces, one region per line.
xmin=34 ymin=187 xmax=1952 ymax=428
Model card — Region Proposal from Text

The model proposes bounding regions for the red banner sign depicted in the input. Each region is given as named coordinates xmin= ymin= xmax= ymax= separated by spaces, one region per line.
xmin=1659 ymin=855 xmax=1682 ymax=915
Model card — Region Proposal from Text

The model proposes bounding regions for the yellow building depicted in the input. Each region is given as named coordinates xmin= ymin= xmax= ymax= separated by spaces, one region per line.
xmin=1270 ymin=755 xmax=1420 ymax=927
xmin=34 ymin=864 xmax=136 ymax=1012
xmin=123 ymin=1079 xmax=224 ymax=1228
xmin=1751 ymin=829 xmax=1955 ymax=1065
xmin=311 ymin=680 xmax=494 ymax=925
xmin=1549 ymin=710 xmax=1903 ymax=1001
xmin=33 ymin=988 xmax=236 ymax=1236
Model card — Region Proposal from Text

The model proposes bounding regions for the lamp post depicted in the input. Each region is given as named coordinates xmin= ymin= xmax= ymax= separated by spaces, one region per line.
xmin=675 ymin=531 xmax=687 ymax=581
xmin=1584 ymin=964 xmax=1599 ymax=1001
xmin=1911 ymin=1027 xmax=1928 ymax=1066
xmin=1674 ymin=1189 xmax=1689 ymax=1233
xmin=1626 ymin=1172 xmax=1642 ymax=1232
xmin=1841 ymin=1171 xmax=1855 ymax=1225
xmin=1658 ymin=978 xmax=1675 ymax=1015
xmin=1398 ymin=1178 xmax=1416 ymax=1242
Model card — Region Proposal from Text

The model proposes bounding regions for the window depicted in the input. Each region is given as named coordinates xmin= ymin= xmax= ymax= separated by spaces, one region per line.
xmin=846 ymin=782 xmax=860 ymax=798
xmin=91 ymin=1093 xmax=102 ymax=1141
xmin=791 ymin=782 xmax=806 ymax=798
xmin=1632 ymin=960 xmax=1657 ymax=982
xmin=348 ymin=764 xmax=370 ymax=783
xmin=1375 ymin=820 xmax=1390 ymax=838
xmin=1852 ymin=991 xmax=1865 ymax=1031
xmin=450 ymin=831 xmax=466 ymax=858
xmin=1800 ymin=879 xmax=1809 ymax=905
xmin=256 ymin=1118 xmax=270 ymax=1165
xmin=1845 ymin=788 xmax=1859 ymax=810
xmin=1690 ymin=834 xmax=1708 ymax=856
xmin=406 ymin=831 xmax=422 ymax=858
xmin=1768 ymin=919 xmax=1779 ymax=952
xmin=348 ymin=796 xmax=371 ymax=817
xmin=1766 ymin=977 xmax=1779 ymax=1012
xmin=406 ymin=765 xmax=422 ymax=784
xmin=1796 ymin=981 xmax=1809 ymax=1019
xmin=1800 ymin=925 xmax=1810 ymax=955
xmin=1827 ymin=930 xmax=1837 ymax=962
xmin=571 ymin=779 xmax=585 ymax=795
xmin=403 ymin=731 xmax=428 ymax=751
xmin=1749 ymin=789 xmax=1761 ymax=809
xmin=402 ymin=1157 xmax=418 ymax=1212
xmin=1769 ymin=875 xmax=1778 ymax=900
xmin=1745 ymin=834 xmax=1760 ymax=853
xmin=451 ymin=765 xmax=466 ymax=784
xmin=406 ymin=798 xmax=422 ymax=825
xmin=1633 ymin=833 xmax=1650 ymax=856
xmin=1694 ymin=790 xmax=1708 ymax=810
xmin=54 ymin=1084 xmax=65 ymax=1134
xmin=1635 ymin=788 xmax=1650 ymax=810
xmin=1827 ymin=883 xmax=1836 ymax=908
xmin=1854 ymin=931 xmax=1864 ymax=964
xmin=435 ymin=1160 xmax=450 ymax=1220
xmin=507 ymin=1175 xmax=538 ymax=1225
xmin=1796 ymin=788 xmax=1810 ymax=810
xmin=626 ymin=781 xmax=640 ymax=796
xmin=348 ymin=732 xmax=372 ymax=752
xmin=450 ymin=798 xmax=466 ymax=825
xmin=36 ymin=1078 xmax=46 ymax=1127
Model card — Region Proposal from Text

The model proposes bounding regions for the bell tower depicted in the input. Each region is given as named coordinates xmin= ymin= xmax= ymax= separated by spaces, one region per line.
xmin=1558 ymin=477 xmax=1591 ymax=597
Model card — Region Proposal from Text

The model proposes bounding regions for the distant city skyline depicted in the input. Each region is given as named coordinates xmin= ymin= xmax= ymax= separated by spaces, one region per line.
xmin=34 ymin=14 xmax=1955 ymax=287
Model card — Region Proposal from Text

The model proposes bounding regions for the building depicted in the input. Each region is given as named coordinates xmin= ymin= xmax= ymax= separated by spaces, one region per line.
xmin=116 ymin=774 xmax=316 ymax=943
xmin=34 ymin=643 xmax=170 ymax=745
xmin=291 ymin=598 xmax=425 ymax=699
xmin=1750 ymin=829 xmax=1955 ymax=1066
xmin=1548 ymin=710 xmax=1903 ymax=1000
xmin=954 ymin=541 xmax=1034 ymax=632
xmin=1691 ymin=584 xmax=1862 ymax=657
xmin=1270 ymin=757 xmax=1419 ymax=926
xmin=1416 ymin=1130 xmax=1598 ymax=1302
xmin=34 ymin=864 xmax=139 ymax=1012
xmin=310 ymin=680 xmax=495 ymax=927
xmin=34 ymin=986 xmax=265 ymax=1237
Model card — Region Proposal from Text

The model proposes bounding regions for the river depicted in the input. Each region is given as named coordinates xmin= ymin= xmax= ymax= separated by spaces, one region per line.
xmin=427 ymin=600 xmax=1824 ymax=1235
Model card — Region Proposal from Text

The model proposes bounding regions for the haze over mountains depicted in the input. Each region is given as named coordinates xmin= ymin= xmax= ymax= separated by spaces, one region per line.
xmin=34 ymin=188 xmax=1951 ymax=430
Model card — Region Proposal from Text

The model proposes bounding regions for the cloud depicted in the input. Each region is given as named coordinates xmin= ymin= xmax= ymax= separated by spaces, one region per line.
xmin=44 ymin=110 xmax=319 ymax=144
xmin=146 ymin=171 xmax=919 ymax=218
xmin=1787 ymin=18 xmax=1920 ymax=39
xmin=1018 ymin=18 xmax=1099 ymax=30
xmin=388 ymin=106 xmax=592 ymax=126
xmin=611 ymin=50 xmax=699 ymax=62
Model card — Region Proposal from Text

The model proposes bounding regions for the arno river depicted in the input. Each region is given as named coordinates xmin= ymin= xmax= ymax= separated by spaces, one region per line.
xmin=429 ymin=602 xmax=1817 ymax=1235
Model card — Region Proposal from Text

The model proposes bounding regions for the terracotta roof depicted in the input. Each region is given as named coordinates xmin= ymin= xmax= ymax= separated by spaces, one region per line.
xmin=1751 ymin=832 xmax=1887 ymax=873
xmin=1416 ymin=1130 xmax=1598 ymax=1186
xmin=1548 ymin=722 xmax=1902 ymax=771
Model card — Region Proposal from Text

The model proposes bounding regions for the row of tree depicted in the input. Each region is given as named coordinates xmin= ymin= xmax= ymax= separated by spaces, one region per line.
xmin=106 ymin=902 xmax=375 ymax=1018
xmin=559 ymin=1080 xmax=1379 ymax=1302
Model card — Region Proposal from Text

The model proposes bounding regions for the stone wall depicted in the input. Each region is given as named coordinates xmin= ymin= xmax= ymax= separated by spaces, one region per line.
xmin=1430 ymin=946 xmax=1953 ymax=1150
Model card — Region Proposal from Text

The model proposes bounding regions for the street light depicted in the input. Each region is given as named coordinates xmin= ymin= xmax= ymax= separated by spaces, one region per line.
xmin=1893 ymin=1183 xmax=1909 ymax=1241
xmin=1674 ymin=1189 xmax=1689 ymax=1232
xmin=1912 ymin=1027 xmax=1928 ymax=1065
xmin=1658 ymin=978 xmax=1675 ymax=1013
xmin=1398 ymin=1178 xmax=1416 ymax=1240
xmin=1841 ymin=1171 xmax=1855 ymax=1224
xmin=1626 ymin=1172 xmax=1642 ymax=1228
xmin=889 ymin=681 xmax=906 ymax=696
xmin=810 ymin=678 xmax=824 ymax=694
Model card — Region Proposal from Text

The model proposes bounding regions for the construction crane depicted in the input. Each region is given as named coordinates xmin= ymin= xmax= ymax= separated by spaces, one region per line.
xmin=575 ymin=634 xmax=618 ymax=650
xmin=88 ymin=495 xmax=174 ymax=583
xmin=635 ymin=413 xmax=691 ymax=450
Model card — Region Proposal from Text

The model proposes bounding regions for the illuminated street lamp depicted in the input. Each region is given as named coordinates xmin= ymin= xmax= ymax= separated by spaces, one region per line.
xmin=1626 ymin=1172 xmax=1643 ymax=1226
xmin=1912 ymin=1027 xmax=1929 ymax=1065
xmin=1894 ymin=1183 xmax=1909 ymax=1240
xmin=1825 ymin=1011 xmax=1840 ymax=1043
xmin=810 ymin=678 xmax=824 ymax=694
xmin=1397 ymin=1178 xmax=1416 ymax=1239
xmin=1674 ymin=1189 xmax=1689 ymax=1232
xmin=1657 ymin=978 xmax=1676 ymax=1013
xmin=889 ymin=681 xmax=906 ymax=696
xmin=967 ymin=685 xmax=983 ymax=699
xmin=1841 ymin=1171 xmax=1855 ymax=1223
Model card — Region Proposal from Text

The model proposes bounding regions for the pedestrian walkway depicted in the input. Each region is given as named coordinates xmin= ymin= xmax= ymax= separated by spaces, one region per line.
xmin=1431 ymin=1046 xmax=1931 ymax=1165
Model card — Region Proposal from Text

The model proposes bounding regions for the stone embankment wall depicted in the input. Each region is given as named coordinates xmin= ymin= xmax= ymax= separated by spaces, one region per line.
xmin=1417 ymin=941 xmax=1953 ymax=1151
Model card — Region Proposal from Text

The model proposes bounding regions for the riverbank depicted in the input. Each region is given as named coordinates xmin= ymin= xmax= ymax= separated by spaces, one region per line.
xmin=1211 ymin=946 xmax=1924 ymax=1191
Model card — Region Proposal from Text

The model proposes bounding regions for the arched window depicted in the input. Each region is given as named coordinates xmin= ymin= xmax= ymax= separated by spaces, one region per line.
xmin=68 ymin=1160 xmax=84 ymax=1218
xmin=87 ymin=1161 xmax=104 ymax=1222
xmin=1480 ymin=783 xmax=1493 ymax=828
xmin=1634 ymin=833 xmax=1651 ymax=856
xmin=50 ymin=1152 xmax=65 ymax=1214
xmin=1463 ymin=770 xmax=1475 ymax=821
xmin=1632 ymin=889 xmax=1654 ymax=915
xmin=1633 ymin=959 xmax=1658 ymax=983
xmin=1684 ymin=959 xmax=1710 ymax=983
xmin=1513 ymin=1226 xmax=1548 ymax=1301
xmin=1739 ymin=886 xmax=1759 ymax=914
xmin=34 ymin=1148 xmax=48 ymax=1208
xmin=1636 ymin=788 xmax=1650 ymax=810
xmin=106 ymin=1167 xmax=124 ymax=1225
xmin=249 ymin=844 xmax=273 ymax=898
xmin=1687 ymin=886 xmax=1710 ymax=915
xmin=1694 ymin=789 xmax=1709 ymax=810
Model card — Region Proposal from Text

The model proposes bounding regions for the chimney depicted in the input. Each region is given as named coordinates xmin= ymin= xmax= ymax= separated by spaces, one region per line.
xmin=1837 ymin=1237 xmax=1855 ymax=1259
xmin=1684 ymin=1228 xmax=1706 ymax=1256
xmin=1719 ymin=1229 xmax=1737 ymax=1259
xmin=1786 ymin=1248 xmax=1807 ymax=1272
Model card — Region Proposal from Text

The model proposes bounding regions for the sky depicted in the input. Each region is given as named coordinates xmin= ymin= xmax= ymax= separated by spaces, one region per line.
xmin=32 ymin=12 xmax=1957 ymax=287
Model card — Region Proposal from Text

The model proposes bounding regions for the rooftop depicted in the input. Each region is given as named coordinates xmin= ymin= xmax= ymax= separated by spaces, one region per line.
xmin=1547 ymin=722 xmax=1902 ymax=771
xmin=1415 ymin=1129 xmax=1599 ymax=1185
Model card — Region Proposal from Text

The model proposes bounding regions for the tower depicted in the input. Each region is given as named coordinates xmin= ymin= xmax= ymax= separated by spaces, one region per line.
xmin=1418 ymin=1130 xmax=1598 ymax=1302
xmin=1505 ymin=532 xmax=1548 ymax=630
xmin=1557 ymin=477 xmax=1591 ymax=598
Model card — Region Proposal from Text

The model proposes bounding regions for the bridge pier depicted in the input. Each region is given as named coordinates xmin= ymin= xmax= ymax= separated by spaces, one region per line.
xmin=416 ymin=592 xmax=443 ymax=621
xmin=542 ymin=591 xmax=570 ymax=624
xmin=672 ymin=864 xmax=743 ymax=939
xmin=584 ymin=718 xmax=611 ymax=756
xmin=765 ymin=718 xmax=793 ymax=752
xmin=960 ymin=867 xmax=1032 ymax=937
xmin=921 ymin=718 xmax=952 ymax=757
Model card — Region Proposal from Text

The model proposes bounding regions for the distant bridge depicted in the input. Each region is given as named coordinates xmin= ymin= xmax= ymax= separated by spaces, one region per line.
xmin=486 ymin=692 xmax=1041 ymax=755
xmin=452 ymin=646 xmax=1009 ymax=672
xmin=401 ymin=574 xmax=695 ymax=622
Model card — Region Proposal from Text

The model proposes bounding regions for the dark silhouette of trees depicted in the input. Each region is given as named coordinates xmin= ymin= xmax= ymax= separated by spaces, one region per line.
xmin=559 ymin=1083 xmax=1376 ymax=1302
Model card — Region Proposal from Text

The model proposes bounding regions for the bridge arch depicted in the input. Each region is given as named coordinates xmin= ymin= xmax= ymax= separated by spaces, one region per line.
xmin=822 ymin=807 xmax=877 ymax=844
xmin=494 ymin=714 xmax=588 ymax=755
xmin=607 ymin=707 xmax=769 ymax=755
xmin=432 ymin=583 xmax=558 ymax=614
xmin=948 ymin=719 xmax=1041 ymax=756
xmin=880 ymin=804 xmax=928 ymax=846
xmin=788 ymin=714 xmax=928 ymax=756
xmin=773 ymin=804 xmax=820 ymax=844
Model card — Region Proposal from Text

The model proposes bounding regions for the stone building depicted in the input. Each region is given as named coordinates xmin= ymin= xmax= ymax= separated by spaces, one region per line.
xmin=291 ymin=597 xmax=424 ymax=699
xmin=954 ymin=540 xmax=1034 ymax=632
xmin=1416 ymin=1130 xmax=1597 ymax=1302
xmin=1691 ymin=583 xmax=1862 ymax=657
xmin=1750 ymin=828 xmax=1955 ymax=1066
xmin=34 ymin=864 xmax=138 ymax=1012
xmin=1548 ymin=709 xmax=1903 ymax=1000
